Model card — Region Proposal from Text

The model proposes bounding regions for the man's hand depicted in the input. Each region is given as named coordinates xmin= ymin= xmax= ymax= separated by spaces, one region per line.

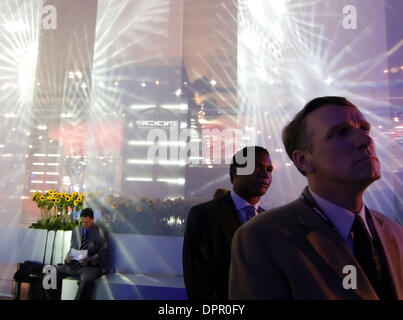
xmin=80 ymin=258 xmax=89 ymax=265
xmin=65 ymin=253 xmax=71 ymax=263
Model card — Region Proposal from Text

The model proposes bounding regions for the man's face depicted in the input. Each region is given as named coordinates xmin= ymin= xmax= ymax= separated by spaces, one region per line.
xmin=81 ymin=216 xmax=94 ymax=229
xmin=233 ymin=151 xmax=273 ymax=198
xmin=303 ymin=104 xmax=380 ymax=188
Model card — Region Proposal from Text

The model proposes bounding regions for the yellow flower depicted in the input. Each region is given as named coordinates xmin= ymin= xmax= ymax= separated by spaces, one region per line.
xmin=48 ymin=190 xmax=55 ymax=195
xmin=77 ymin=196 xmax=83 ymax=202
xmin=72 ymin=192 xmax=78 ymax=198
xmin=39 ymin=195 xmax=45 ymax=201
xmin=55 ymin=198 xmax=61 ymax=203
xmin=32 ymin=194 xmax=37 ymax=201
xmin=65 ymin=196 xmax=72 ymax=202
xmin=74 ymin=199 xmax=79 ymax=206
xmin=79 ymin=192 xmax=84 ymax=198
xmin=47 ymin=196 xmax=54 ymax=201
xmin=136 ymin=205 xmax=142 ymax=212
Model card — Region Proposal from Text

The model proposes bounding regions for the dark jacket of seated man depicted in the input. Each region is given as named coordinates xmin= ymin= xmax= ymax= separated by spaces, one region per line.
xmin=56 ymin=207 xmax=108 ymax=300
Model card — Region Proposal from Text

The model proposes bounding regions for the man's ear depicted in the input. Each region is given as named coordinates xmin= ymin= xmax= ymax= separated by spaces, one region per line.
xmin=292 ymin=149 xmax=315 ymax=174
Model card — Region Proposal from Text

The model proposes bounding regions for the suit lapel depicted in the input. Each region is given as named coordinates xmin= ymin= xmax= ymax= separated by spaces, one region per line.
xmin=298 ymin=187 xmax=378 ymax=299
xmin=220 ymin=193 xmax=242 ymax=233
xmin=370 ymin=211 xmax=402 ymax=298
xmin=78 ymin=225 xmax=83 ymax=248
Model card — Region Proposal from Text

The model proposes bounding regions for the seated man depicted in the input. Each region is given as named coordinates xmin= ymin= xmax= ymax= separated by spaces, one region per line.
xmin=55 ymin=207 xmax=108 ymax=300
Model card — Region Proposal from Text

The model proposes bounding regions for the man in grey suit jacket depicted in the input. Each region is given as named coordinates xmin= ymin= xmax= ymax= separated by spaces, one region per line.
xmin=229 ymin=96 xmax=403 ymax=299
xmin=56 ymin=207 xmax=108 ymax=300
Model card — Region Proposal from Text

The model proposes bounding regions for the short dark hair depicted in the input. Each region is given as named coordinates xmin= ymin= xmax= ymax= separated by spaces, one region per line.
xmin=213 ymin=188 xmax=229 ymax=200
xmin=80 ymin=207 xmax=94 ymax=219
xmin=229 ymin=146 xmax=270 ymax=183
xmin=282 ymin=96 xmax=356 ymax=175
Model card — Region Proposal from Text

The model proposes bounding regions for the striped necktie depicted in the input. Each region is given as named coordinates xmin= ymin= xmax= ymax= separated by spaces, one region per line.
xmin=244 ymin=206 xmax=256 ymax=222
xmin=80 ymin=229 xmax=89 ymax=250
xmin=352 ymin=214 xmax=386 ymax=299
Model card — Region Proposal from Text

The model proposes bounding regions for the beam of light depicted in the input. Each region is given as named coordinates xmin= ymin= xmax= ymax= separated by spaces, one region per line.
xmin=238 ymin=0 xmax=402 ymax=219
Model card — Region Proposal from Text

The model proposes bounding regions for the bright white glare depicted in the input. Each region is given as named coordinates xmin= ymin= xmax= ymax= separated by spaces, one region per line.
xmin=158 ymin=141 xmax=186 ymax=147
xmin=324 ymin=76 xmax=334 ymax=85
xmin=75 ymin=71 xmax=83 ymax=79
xmin=271 ymin=1 xmax=287 ymax=16
xmin=4 ymin=20 xmax=28 ymax=32
xmin=127 ymin=140 xmax=153 ymax=146
xmin=4 ymin=113 xmax=17 ymax=118
xmin=157 ymin=178 xmax=185 ymax=185
xmin=127 ymin=159 xmax=154 ymax=164
xmin=174 ymin=89 xmax=181 ymax=96
xmin=125 ymin=177 xmax=153 ymax=182
xmin=158 ymin=160 xmax=186 ymax=166
xmin=160 ymin=104 xmax=187 ymax=111
xmin=63 ymin=176 xmax=71 ymax=186
xmin=130 ymin=104 xmax=155 ymax=110
xmin=19 ymin=42 xmax=38 ymax=102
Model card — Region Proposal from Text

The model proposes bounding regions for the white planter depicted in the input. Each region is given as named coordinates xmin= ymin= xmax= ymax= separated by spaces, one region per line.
xmin=17 ymin=228 xmax=72 ymax=265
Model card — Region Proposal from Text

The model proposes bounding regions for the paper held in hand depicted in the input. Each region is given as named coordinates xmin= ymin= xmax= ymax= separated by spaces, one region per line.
xmin=70 ymin=248 xmax=88 ymax=261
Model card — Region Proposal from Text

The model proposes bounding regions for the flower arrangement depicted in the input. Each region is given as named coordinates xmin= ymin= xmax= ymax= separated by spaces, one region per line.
xmin=88 ymin=194 xmax=208 ymax=236
xmin=30 ymin=190 xmax=84 ymax=230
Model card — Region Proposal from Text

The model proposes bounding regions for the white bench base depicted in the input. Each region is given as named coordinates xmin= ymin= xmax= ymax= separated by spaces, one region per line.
xmin=61 ymin=273 xmax=187 ymax=300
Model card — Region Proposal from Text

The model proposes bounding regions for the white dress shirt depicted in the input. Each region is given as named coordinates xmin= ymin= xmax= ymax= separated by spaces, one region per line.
xmin=309 ymin=187 xmax=372 ymax=253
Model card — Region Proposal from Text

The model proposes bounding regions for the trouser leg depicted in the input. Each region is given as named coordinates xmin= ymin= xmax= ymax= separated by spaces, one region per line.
xmin=47 ymin=263 xmax=79 ymax=300
xmin=75 ymin=266 xmax=100 ymax=300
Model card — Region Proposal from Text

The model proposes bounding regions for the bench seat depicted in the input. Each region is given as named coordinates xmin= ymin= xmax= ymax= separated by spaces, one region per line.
xmin=61 ymin=273 xmax=187 ymax=300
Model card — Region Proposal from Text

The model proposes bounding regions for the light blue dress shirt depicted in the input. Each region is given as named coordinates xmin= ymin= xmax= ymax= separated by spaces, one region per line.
xmin=230 ymin=191 xmax=260 ymax=224
xmin=309 ymin=187 xmax=372 ymax=253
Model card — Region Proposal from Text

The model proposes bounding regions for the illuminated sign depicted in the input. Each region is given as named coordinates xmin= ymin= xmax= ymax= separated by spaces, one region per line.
xmin=135 ymin=120 xmax=178 ymax=128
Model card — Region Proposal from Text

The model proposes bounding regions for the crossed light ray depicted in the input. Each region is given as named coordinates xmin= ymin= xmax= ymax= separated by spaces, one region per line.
xmin=89 ymin=0 xmax=170 ymax=123
xmin=0 ymin=0 xmax=43 ymax=296
xmin=237 ymin=0 xmax=402 ymax=215
xmin=0 ymin=0 xmax=42 ymax=201
xmin=82 ymin=0 xmax=176 ymax=233
xmin=189 ymin=173 xmax=229 ymax=198
xmin=0 ymin=0 xmax=41 ymax=129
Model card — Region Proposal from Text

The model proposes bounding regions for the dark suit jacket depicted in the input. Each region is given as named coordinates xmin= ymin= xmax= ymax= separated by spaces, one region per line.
xmin=69 ymin=223 xmax=108 ymax=268
xmin=229 ymin=187 xmax=403 ymax=300
xmin=183 ymin=192 xmax=264 ymax=300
